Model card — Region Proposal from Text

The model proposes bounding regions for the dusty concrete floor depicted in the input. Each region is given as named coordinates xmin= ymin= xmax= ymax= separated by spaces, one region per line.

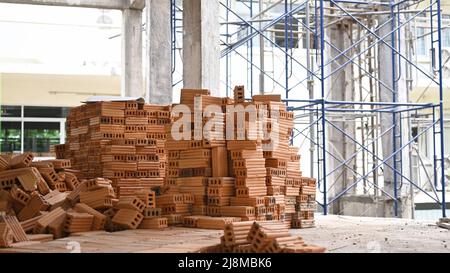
xmin=296 ymin=215 xmax=450 ymax=253
xmin=1 ymin=215 xmax=448 ymax=253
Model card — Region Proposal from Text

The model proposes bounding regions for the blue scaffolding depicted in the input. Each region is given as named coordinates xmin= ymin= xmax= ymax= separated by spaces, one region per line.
xmin=173 ymin=0 xmax=447 ymax=218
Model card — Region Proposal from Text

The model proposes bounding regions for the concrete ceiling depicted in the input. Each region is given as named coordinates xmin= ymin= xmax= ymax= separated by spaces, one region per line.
xmin=0 ymin=0 xmax=145 ymax=10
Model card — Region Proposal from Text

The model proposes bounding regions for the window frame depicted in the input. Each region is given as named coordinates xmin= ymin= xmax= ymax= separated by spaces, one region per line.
xmin=1 ymin=105 xmax=66 ymax=156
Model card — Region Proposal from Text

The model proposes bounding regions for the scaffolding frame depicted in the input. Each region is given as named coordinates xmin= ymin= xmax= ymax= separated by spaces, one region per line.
xmin=171 ymin=0 xmax=447 ymax=218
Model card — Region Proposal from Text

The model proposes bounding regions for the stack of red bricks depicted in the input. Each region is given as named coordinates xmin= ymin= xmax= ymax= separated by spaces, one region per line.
xmin=162 ymin=89 xmax=236 ymax=228
xmin=55 ymin=100 xmax=170 ymax=198
xmin=200 ymin=221 xmax=326 ymax=253
xmin=159 ymin=87 xmax=317 ymax=228
xmin=0 ymin=153 xmax=169 ymax=248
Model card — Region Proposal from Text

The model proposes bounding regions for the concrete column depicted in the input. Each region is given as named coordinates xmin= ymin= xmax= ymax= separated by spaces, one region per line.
xmin=378 ymin=4 xmax=411 ymax=217
xmin=122 ymin=8 xmax=144 ymax=97
xmin=326 ymin=20 xmax=356 ymax=214
xmin=378 ymin=10 xmax=395 ymax=197
xmin=183 ymin=0 xmax=221 ymax=95
xmin=146 ymin=0 xmax=172 ymax=104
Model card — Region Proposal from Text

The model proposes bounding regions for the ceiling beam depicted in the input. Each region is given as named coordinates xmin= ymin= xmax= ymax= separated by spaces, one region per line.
xmin=128 ymin=0 xmax=145 ymax=10
xmin=0 ymin=0 xmax=146 ymax=10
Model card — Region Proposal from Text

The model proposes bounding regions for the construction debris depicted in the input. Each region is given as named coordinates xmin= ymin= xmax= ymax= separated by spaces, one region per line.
xmin=200 ymin=221 xmax=326 ymax=253
xmin=0 ymin=89 xmax=320 ymax=251
xmin=437 ymin=218 xmax=450 ymax=230
xmin=0 ymin=153 xmax=166 ymax=248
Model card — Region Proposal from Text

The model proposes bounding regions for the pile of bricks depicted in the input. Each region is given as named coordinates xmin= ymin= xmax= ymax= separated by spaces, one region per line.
xmin=200 ymin=221 xmax=326 ymax=253
xmin=162 ymin=89 xmax=233 ymax=224
xmin=54 ymin=100 xmax=169 ymax=198
xmin=0 ymin=153 xmax=168 ymax=248
xmin=159 ymin=87 xmax=317 ymax=228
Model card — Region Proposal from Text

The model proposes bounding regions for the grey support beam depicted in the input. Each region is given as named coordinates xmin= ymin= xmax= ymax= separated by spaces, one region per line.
xmin=2 ymin=0 xmax=148 ymax=99
xmin=378 ymin=2 xmax=411 ymax=217
xmin=183 ymin=0 xmax=221 ymax=95
xmin=122 ymin=8 xmax=144 ymax=97
xmin=128 ymin=0 xmax=145 ymax=10
xmin=146 ymin=0 xmax=172 ymax=104
xmin=0 ymin=0 xmax=128 ymax=10
xmin=378 ymin=6 xmax=395 ymax=198
xmin=326 ymin=20 xmax=356 ymax=214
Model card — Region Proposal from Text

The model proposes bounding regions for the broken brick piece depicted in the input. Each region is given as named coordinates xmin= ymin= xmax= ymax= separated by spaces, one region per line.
xmin=47 ymin=212 xmax=67 ymax=239
xmin=0 ymin=167 xmax=41 ymax=192
xmin=39 ymin=167 xmax=60 ymax=189
xmin=143 ymin=208 xmax=161 ymax=219
xmin=112 ymin=209 xmax=143 ymax=229
xmin=20 ymin=215 xmax=44 ymax=233
xmin=164 ymin=214 xmax=184 ymax=225
xmin=54 ymin=182 xmax=68 ymax=192
xmin=0 ymin=176 xmax=15 ymax=190
xmin=247 ymin=222 xmax=291 ymax=252
xmin=84 ymin=178 xmax=113 ymax=191
xmin=33 ymin=207 xmax=66 ymax=234
xmin=262 ymin=236 xmax=305 ymax=253
xmin=182 ymin=215 xmax=202 ymax=228
xmin=40 ymin=160 xmax=71 ymax=170
xmin=37 ymin=178 xmax=51 ymax=195
xmin=0 ymin=157 xmax=9 ymax=171
xmin=156 ymin=193 xmax=185 ymax=205
xmin=9 ymin=153 xmax=34 ymax=169
xmin=44 ymin=190 xmax=69 ymax=209
xmin=74 ymin=203 xmax=107 ymax=231
xmin=0 ymin=223 xmax=13 ymax=248
xmin=64 ymin=172 xmax=80 ymax=191
xmin=223 ymin=221 xmax=254 ymax=247
xmin=197 ymin=217 xmax=240 ymax=230
xmin=18 ymin=192 xmax=49 ymax=221
xmin=138 ymin=217 xmax=168 ymax=229
xmin=134 ymin=189 xmax=156 ymax=209
xmin=64 ymin=212 xmax=94 ymax=233
xmin=116 ymin=196 xmax=146 ymax=212
xmin=220 ymin=206 xmax=255 ymax=218
xmin=80 ymin=187 xmax=114 ymax=209
xmin=19 ymin=167 xmax=45 ymax=192
xmin=2 ymin=215 xmax=29 ymax=242
xmin=66 ymin=181 xmax=88 ymax=206
xmin=10 ymin=185 xmax=31 ymax=206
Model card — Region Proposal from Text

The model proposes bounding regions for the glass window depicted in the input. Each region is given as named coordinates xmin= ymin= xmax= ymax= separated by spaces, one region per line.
xmin=0 ymin=106 xmax=21 ymax=118
xmin=445 ymin=126 xmax=450 ymax=156
xmin=411 ymin=127 xmax=418 ymax=143
xmin=0 ymin=122 xmax=21 ymax=153
xmin=416 ymin=27 xmax=429 ymax=56
xmin=443 ymin=27 xmax=450 ymax=48
xmin=275 ymin=19 xmax=299 ymax=49
xmin=24 ymin=106 xmax=71 ymax=118
xmin=24 ymin=122 xmax=60 ymax=155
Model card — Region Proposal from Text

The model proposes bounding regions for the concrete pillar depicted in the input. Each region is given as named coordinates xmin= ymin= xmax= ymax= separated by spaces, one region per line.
xmin=378 ymin=10 xmax=395 ymax=197
xmin=183 ymin=0 xmax=221 ymax=95
xmin=378 ymin=4 xmax=411 ymax=217
xmin=122 ymin=8 xmax=144 ymax=97
xmin=326 ymin=20 xmax=357 ymax=214
xmin=146 ymin=0 xmax=172 ymax=104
